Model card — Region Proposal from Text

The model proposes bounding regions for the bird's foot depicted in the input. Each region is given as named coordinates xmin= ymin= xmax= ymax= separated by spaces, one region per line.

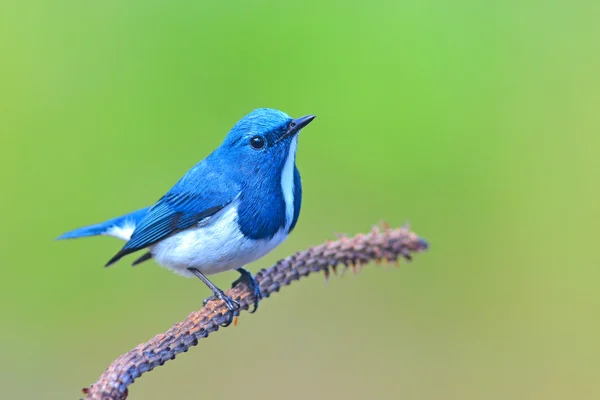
xmin=202 ymin=290 xmax=240 ymax=327
xmin=188 ymin=267 xmax=241 ymax=327
xmin=232 ymin=268 xmax=263 ymax=313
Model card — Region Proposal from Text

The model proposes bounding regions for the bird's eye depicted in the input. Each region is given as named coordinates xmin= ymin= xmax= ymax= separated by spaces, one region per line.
xmin=249 ymin=135 xmax=266 ymax=150
xmin=288 ymin=121 xmax=297 ymax=130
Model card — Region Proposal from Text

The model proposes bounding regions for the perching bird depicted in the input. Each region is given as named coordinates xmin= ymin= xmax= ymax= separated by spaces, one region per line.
xmin=57 ymin=108 xmax=315 ymax=325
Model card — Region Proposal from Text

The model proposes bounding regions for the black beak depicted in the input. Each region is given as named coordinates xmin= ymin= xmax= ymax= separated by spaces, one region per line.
xmin=279 ymin=114 xmax=316 ymax=142
xmin=289 ymin=114 xmax=316 ymax=134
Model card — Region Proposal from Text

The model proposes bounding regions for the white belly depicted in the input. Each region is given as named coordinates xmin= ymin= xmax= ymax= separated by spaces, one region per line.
xmin=149 ymin=201 xmax=289 ymax=278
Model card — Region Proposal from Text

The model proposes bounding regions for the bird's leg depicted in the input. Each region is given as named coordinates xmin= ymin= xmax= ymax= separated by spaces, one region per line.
xmin=187 ymin=267 xmax=240 ymax=327
xmin=231 ymin=267 xmax=263 ymax=313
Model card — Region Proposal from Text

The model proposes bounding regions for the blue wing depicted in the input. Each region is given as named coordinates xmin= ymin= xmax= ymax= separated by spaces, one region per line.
xmin=105 ymin=164 xmax=240 ymax=266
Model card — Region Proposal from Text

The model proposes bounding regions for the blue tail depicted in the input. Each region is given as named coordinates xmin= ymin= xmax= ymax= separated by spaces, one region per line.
xmin=56 ymin=207 xmax=151 ymax=241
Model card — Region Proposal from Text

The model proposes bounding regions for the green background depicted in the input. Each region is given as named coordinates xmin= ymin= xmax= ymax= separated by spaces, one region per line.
xmin=1 ymin=1 xmax=598 ymax=399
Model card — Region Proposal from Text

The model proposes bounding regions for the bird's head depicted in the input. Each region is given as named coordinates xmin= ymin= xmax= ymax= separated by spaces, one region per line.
xmin=217 ymin=108 xmax=315 ymax=176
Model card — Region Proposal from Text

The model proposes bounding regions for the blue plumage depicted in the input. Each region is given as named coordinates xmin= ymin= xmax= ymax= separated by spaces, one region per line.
xmin=57 ymin=108 xmax=315 ymax=318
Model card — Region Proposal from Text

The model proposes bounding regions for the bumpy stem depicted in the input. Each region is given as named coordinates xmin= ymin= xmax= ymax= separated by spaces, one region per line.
xmin=83 ymin=224 xmax=429 ymax=400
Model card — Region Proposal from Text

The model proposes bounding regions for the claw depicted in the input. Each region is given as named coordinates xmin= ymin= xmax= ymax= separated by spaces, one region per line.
xmin=188 ymin=267 xmax=240 ymax=327
xmin=232 ymin=268 xmax=262 ymax=313
xmin=202 ymin=290 xmax=240 ymax=327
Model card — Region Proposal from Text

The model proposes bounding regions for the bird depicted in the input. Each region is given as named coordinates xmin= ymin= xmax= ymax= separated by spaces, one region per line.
xmin=57 ymin=108 xmax=315 ymax=325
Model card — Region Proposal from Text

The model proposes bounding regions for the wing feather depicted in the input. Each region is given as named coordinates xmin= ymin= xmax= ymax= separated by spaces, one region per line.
xmin=105 ymin=191 xmax=236 ymax=266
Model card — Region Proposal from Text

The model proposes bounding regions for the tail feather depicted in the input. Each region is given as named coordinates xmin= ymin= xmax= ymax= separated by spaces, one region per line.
xmin=56 ymin=207 xmax=151 ymax=241
xmin=131 ymin=252 xmax=153 ymax=266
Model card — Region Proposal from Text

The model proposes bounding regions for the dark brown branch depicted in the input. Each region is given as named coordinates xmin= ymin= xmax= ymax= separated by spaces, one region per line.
xmin=83 ymin=224 xmax=429 ymax=400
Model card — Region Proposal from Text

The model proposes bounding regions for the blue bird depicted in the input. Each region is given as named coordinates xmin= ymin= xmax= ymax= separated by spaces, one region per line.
xmin=57 ymin=108 xmax=315 ymax=324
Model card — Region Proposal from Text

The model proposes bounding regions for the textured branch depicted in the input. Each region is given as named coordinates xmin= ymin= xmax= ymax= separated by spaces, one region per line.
xmin=83 ymin=224 xmax=429 ymax=400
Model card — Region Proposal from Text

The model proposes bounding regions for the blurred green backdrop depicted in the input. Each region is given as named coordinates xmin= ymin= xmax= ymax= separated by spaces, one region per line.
xmin=1 ymin=1 xmax=598 ymax=399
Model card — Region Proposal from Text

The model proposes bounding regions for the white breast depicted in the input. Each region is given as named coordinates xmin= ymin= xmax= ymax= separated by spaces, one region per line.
xmin=149 ymin=199 xmax=289 ymax=278
xmin=280 ymin=136 xmax=297 ymax=231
